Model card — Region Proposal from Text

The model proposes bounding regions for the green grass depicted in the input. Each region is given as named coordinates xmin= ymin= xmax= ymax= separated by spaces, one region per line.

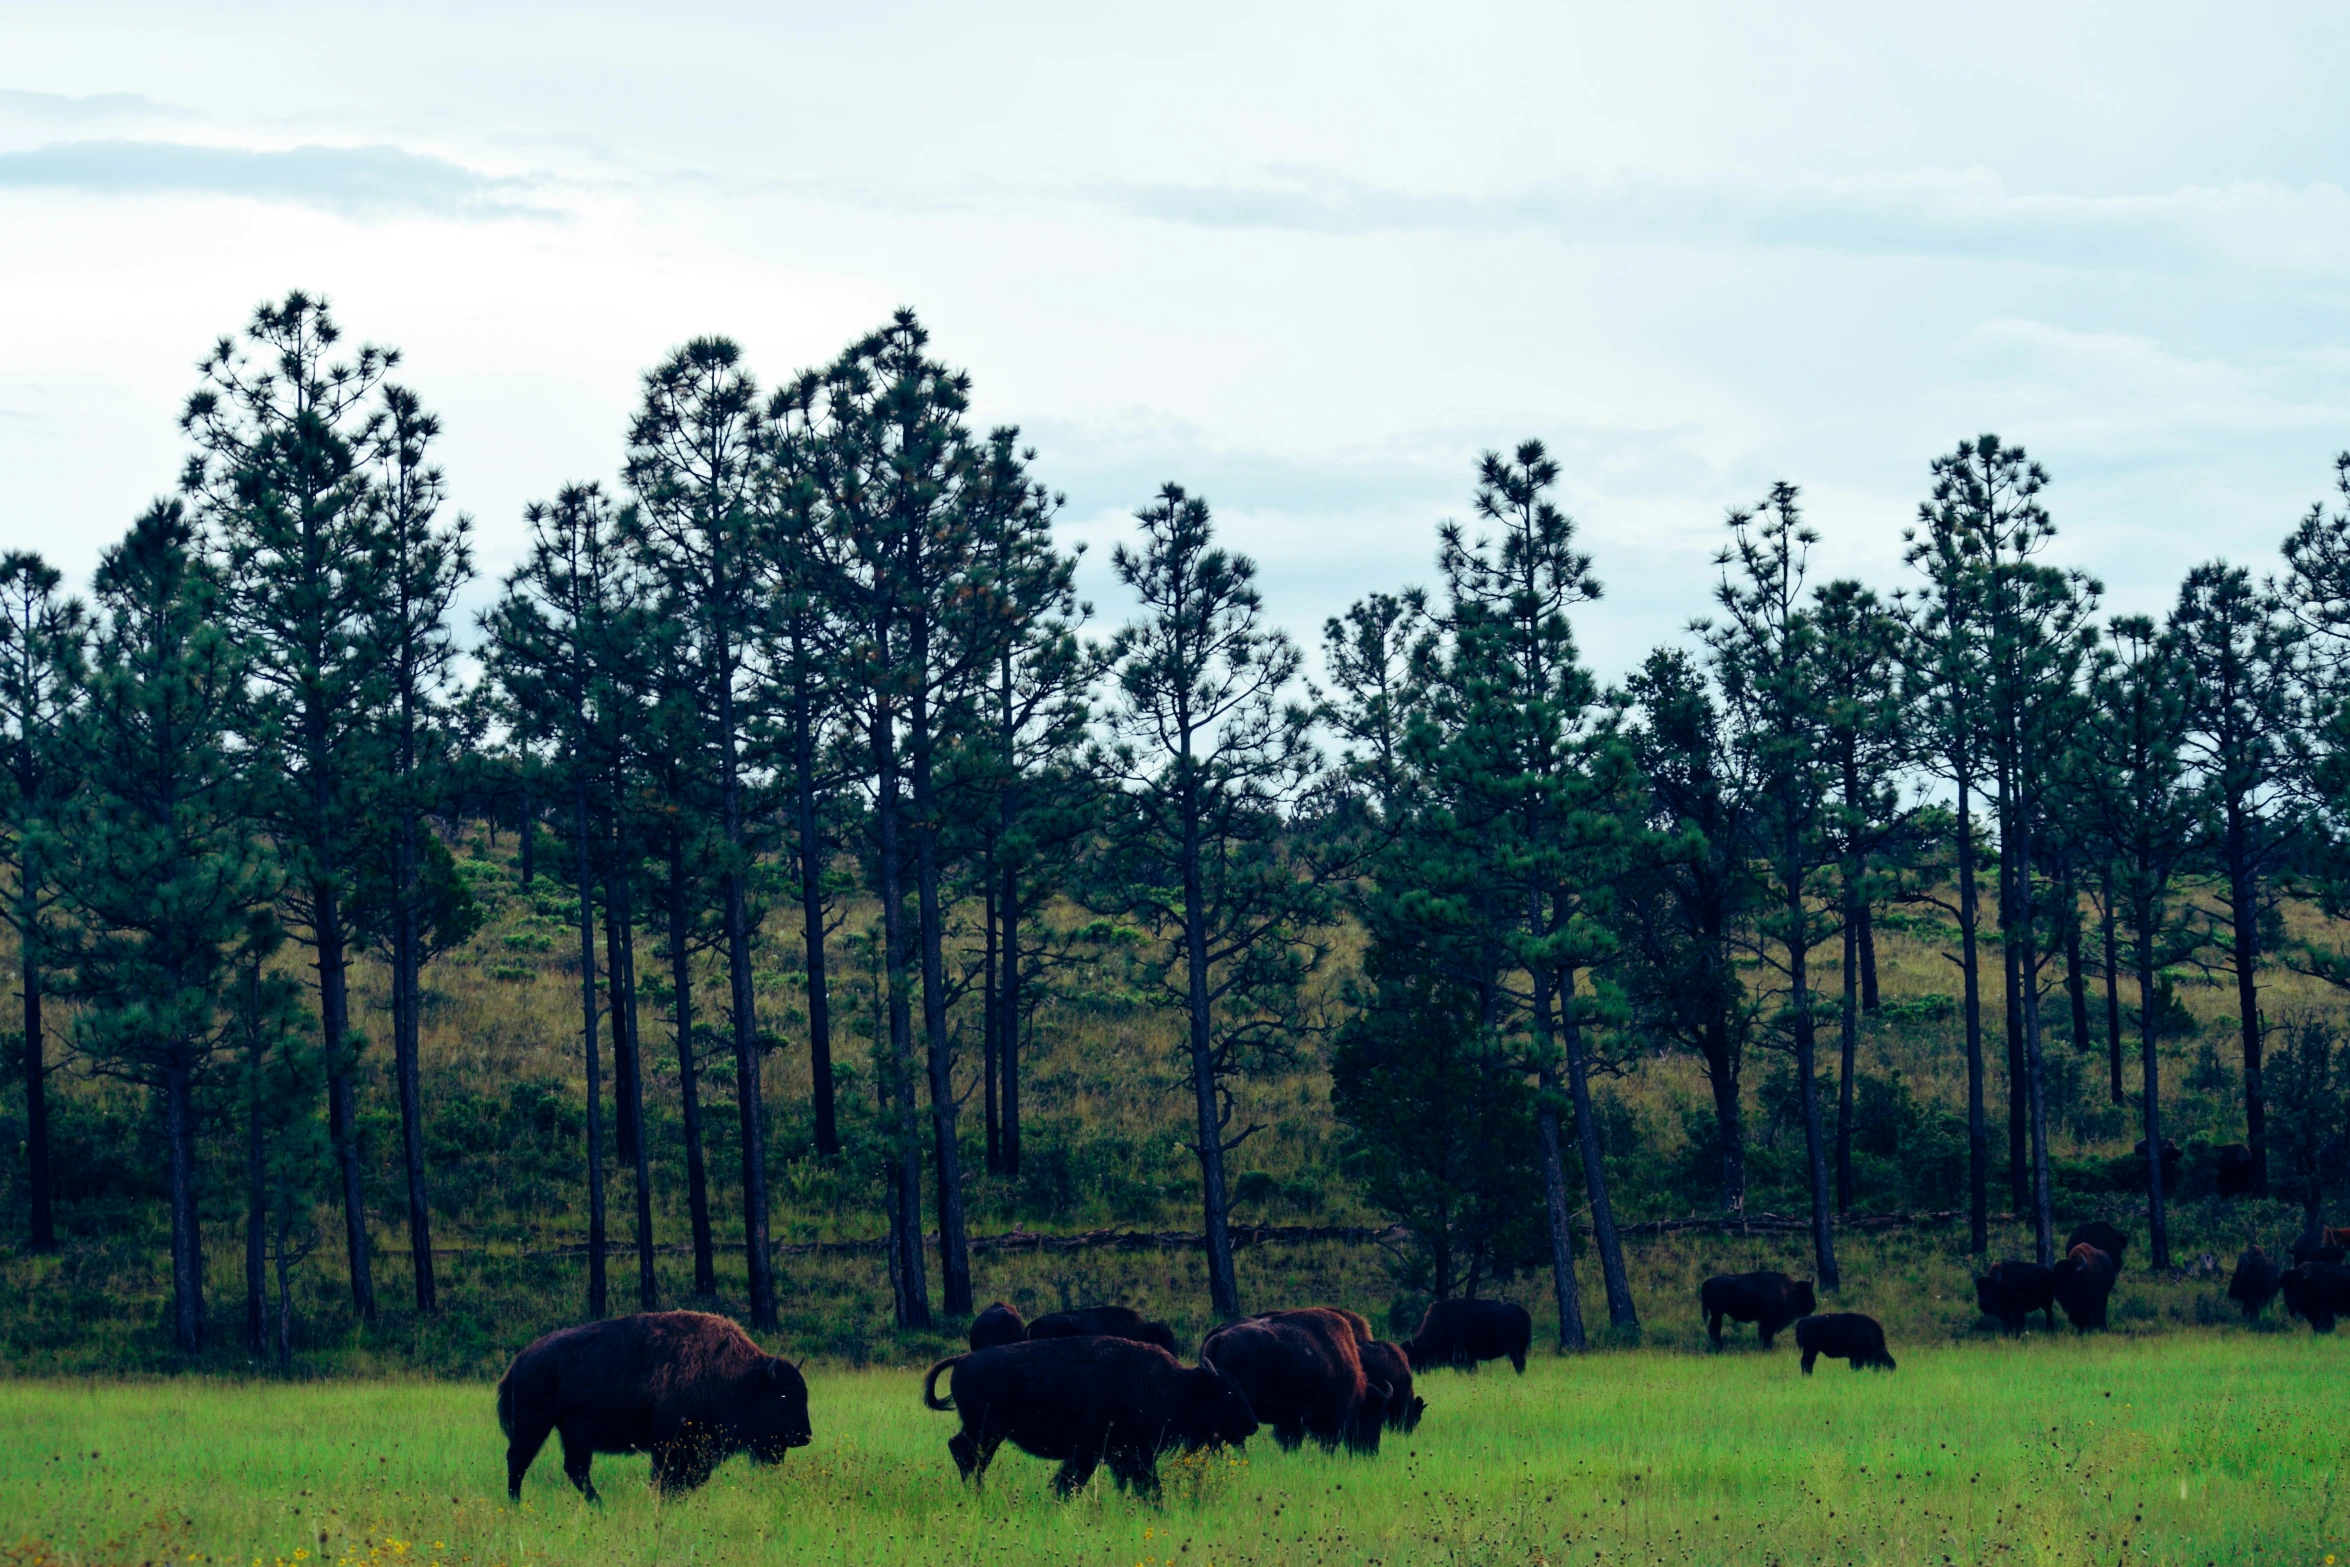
xmin=5 ymin=1337 xmax=2345 ymax=1566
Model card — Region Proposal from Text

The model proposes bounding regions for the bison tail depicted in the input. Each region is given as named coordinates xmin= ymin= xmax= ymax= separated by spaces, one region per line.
xmin=495 ymin=1371 xmax=515 ymax=1439
xmin=923 ymin=1356 xmax=965 ymax=1412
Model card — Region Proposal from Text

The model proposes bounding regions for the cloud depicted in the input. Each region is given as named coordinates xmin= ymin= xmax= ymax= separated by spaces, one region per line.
xmin=1097 ymin=166 xmax=2350 ymax=279
xmin=0 ymin=88 xmax=196 ymax=124
xmin=0 ymin=139 xmax=538 ymax=218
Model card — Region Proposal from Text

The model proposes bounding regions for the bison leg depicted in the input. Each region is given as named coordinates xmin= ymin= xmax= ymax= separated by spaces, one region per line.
xmin=948 ymin=1424 xmax=1005 ymax=1487
xmin=558 ymin=1429 xmax=602 ymax=1504
xmin=1757 ymin=1319 xmax=1778 ymax=1349
xmin=505 ymin=1416 xmax=553 ymax=1502
xmin=1106 ymin=1446 xmax=1160 ymax=1501
xmin=1799 ymin=1349 xmax=1817 ymax=1376
xmin=651 ymin=1439 xmax=717 ymax=1495
xmin=1509 ymin=1350 xmax=1526 ymax=1375
xmin=1052 ymin=1439 xmax=1104 ymax=1499
xmin=1706 ymin=1308 xmax=1722 ymax=1348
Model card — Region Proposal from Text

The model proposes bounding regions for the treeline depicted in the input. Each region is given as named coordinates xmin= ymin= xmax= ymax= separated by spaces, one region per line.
xmin=7 ymin=292 xmax=2350 ymax=1360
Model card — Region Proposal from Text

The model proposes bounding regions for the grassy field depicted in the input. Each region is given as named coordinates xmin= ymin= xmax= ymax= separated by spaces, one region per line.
xmin=3 ymin=1335 xmax=2343 ymax=1567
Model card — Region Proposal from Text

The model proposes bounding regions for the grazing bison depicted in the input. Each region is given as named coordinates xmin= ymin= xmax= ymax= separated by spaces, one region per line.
xmin=1699 ymin=1271 xmax=1817 ymax=1349
xmin=1200 ymin=1314 xmax=1389 ymax=1455
xmin=2052 ymin=1243 xmax=2119 ymax=1331
xmin=1360 ymin=1339 xmax=1425 ymax=1432
xmin=2280 ymin=1261 xmax=2350 ymax=1333
xmin=2063 ymin=1221 xmax=2129 ymax=1271
xmin=2291 ymin=1226 xmax=2349 ymax=1267
xmin=1026 ymin=1305 xmax=1181 ymax=1356
xmin=2228 ymin=1246 xmax=2283 ymax=1320
xmin=2133 ymin=1137 xmax=2182 ymax=1177
xmin=2214 ymin=1144 xmax=2259 ymax=1199
xmin=969 ymin=1301 xmax=1026 ymax=1350
xmin=1403 ymin=1298 xmax=1533 ymax=1374
xmin=1794 ymin=1313 xmax=1895 ymax=1374
xmin=923 ymin=1337 xmax=1255 ymax=1498
xmin=1975 ymin=1261 xmax=2058 ymax=1333
xmin=497 ymin=1311 xmax=810 ymax=1502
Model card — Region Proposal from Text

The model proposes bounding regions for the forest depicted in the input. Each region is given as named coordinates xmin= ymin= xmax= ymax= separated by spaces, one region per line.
xmin=5 ymin=288 xmax=2350 ymax=1372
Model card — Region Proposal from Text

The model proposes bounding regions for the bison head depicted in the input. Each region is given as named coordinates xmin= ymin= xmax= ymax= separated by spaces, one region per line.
xmin=1793 ymin=1280 xmax=1818 ymax=1317
xmin=1973 ymin=1269 xmax=2001 ymax=1314
xmin=1182 ymin=1363 xmax=1259 ymax=1452
xmin=740 ymin=1357 xmax=813 ymax=1463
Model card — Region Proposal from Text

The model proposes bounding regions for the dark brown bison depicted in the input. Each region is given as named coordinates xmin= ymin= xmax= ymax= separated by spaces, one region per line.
xmin=1199 ymin=1313 xmax=1389 ymax=1455
xmin=922 ymin=1337 xmax=1255 ymax=1498
xmin=2228 ymin=1246 xmax=2283 ymax=1319
xmin=1975 ymin=1261 xmax=2057 ymax=1333
xmin=497 ymin=1311 xmax=810 ymax=1501
xmin=1795 ymin=1313 xmax=1895 ymax=1373
xmin=2291 ymin=1225 xmax=2350 ymax=1266
xmin=2214 ymin=1144 xmax=2259 ymax=1198
xmin=1403 ymin=1298 xmax=1533 ymax=1374
xmin=2281 ymin=1261 xmax=2350 ymax=1333
xmin=1026 ymin=1305 xmax=1181 ymax=1356
xmin=2063 ymin=1222 xmax=2129 ymax=1271
xmin=969 ymin=1301 xmax=1026 ymax=1350
xmin=1360 ymin=1339 xmax=1425 ymax=1431
xmin=1699 ymin=1271 xmax=1817 ymax=1348
xmin=2052 ymin=1243 xmax=2118 ymax=1330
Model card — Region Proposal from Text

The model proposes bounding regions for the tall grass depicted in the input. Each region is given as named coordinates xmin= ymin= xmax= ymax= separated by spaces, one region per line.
xmin=3 ymin=1336 xmax=2341 ymax=1566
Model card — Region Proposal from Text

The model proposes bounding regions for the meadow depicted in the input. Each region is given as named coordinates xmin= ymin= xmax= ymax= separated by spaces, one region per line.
xmin=2 ymin=1332 xmax=2342 ymax=1567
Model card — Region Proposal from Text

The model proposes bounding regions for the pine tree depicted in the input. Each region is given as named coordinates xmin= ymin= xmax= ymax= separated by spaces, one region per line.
xmin=64 ymin=501 xmax=280 ymax=1354
xmin=180 ymin=291 xmax=393 ymax=1319
xmin=0 ymin=554 xmax=85 ymax=1254
xmin=1102 ymin=483 xmax=1325 ymax=1322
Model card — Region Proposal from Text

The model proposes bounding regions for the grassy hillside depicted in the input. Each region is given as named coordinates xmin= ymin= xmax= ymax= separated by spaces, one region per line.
xmin=0 ymin=823 xmax=2334 ymax=1374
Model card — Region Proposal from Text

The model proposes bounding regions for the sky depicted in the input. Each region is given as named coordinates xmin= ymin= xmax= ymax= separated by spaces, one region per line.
xmin=5 ymin=1 xmax=2349 ymax=679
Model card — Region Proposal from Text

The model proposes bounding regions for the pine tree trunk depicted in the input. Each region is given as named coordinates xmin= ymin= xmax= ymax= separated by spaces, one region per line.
xmin=717 ymin=661 xmax=776 ymax=1329
xmin=2017 ymin=820 xmax=2055 ymax=1267
xmin=1703 ymin=1012 xmax=1745 ymax=1217
xmin=2063 ymin=861 xmax=2090 ymax=1054
xmin=2226 ymin=808 xmax=2267 ymax=1196
xmin=2002 ymin=897 xmax=2029 ymax=1213
xmin=576 ymin=778 xmax=608 ymax=1321
xmin=1001 ymin=860 xmax=1024 ymax=1177
xmin=667 ymin=840 xmax=716 ymax=1296
xmin=1557 ymin=968 xmax=1636 ymax=1332
xmin=519 ymin=786 xmax=535 ymax=889
xmin=910 ymin=668 xmax=973 ymax=1318
xmin=1532 ymin=1078 xmax=1585 ymax=1352
xmin=2137 ymin=892 xmax=2172 ymax=1268
xmin=606 ymin=845 xmax=639 ymax=1167
xmin=1857 ymin=902 xmax=1880 ymax=1014
xmin=1788 ymin=854 xmax=1841 ymax=1291
xmin=795 ymin=674 xmax=838 ymax=1160
xmin=318 ymin=894 xmax=373 ymax=1321
xmin=394 ymin=808 xmax=436 ymax=1313
xmin=20 ymin=917 xmax=52 ymax=1252
xmin=2102 ymin=891 xmax=2125 ymax=1106
xmin=875 ymin=706 xmax=931 ymax=1329
xmin=1957 ymin=753 xmax=1989 ymax=1255
xmin=606 ymin=866 xmax=655 ymax=1311
xmin=166 ymin=1054 xmax=203 ymax=1355
xmin=1182 ymin=775 xmax=1240 ymax=1322
xmin=982 ymin=876 xmax=1000 ymax=1174
xmin=245 ymin=1026 xmax=268 ymax=1356
xmin=1838 ymin=907 xmax=1858 ymax=1215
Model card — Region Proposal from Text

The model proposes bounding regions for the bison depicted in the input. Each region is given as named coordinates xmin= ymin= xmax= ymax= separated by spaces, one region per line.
xmin=969 ymin=1301 xmax=1026 ymax=1350
xmin=1795 ymin=1313 xmax=1895 ymax=1374
xmin=2228 ymin=1246 xmax=2283 ymax=1320
xmin=2281 ymin=1261 xmax=2350 ymax=1333
xmin=922 ymin=1336 xmax=1255 ymax=1498
xmin=1201 ymin=1311 xmax=1390 ymax=1455
xmin=2214 ymin=1143 xmax=2259 ymax=1199
xmin=2052 ymin=1242 xmax=2119 ymax=1331
xmin=1402 ymin=1298 xmax=1533 ymax=1374
xmin=2291 ymin=1226 xmax=2349 ymax=1267
xmin=1026 ymin=1305 xmax=1181 ymax=1356
xmin=2063 ymin=1221 xmax=2129 ymax=1271
xmin=1360 ymin=1339 xmax=1425 ymax=1432
xmin=1975 ymin=1260 xmax=2057 ymax=1333
xmin=496 ymin=1311 xmax=810 ymax=1502
xmin=1699 ymin=1271 xmax=1817 ymax=1349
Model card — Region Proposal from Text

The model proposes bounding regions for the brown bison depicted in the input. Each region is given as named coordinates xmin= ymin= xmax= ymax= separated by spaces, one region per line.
xmin=2291 ymin=1226 xmax=2349 ymax=1266
xmin=1794 ymin=1313 xmax=1895 ymax=1373
xmin=969 ymin=1301 xmax=1026 ymax=1350
xmin=2052 ymin=1243 xmax=2118 ymax=1330
xmin=497 ymin=1311 xmax=810 ymax=1501
xmin=1026 ymin=1305 xmax=1181 ymax=1356
xmin=1200 ymin=1313 xmax=1389 ymax=1455
xmin=2228 ymin=1246 xmax=2283 ymax=1319
xmin=1975 ymin=1260 xmax=2057 ymax=1333
xmin=2063 ymin=1221 xmax=2129 ymax=1271
xmin=2281 ymin=1261 xmax=2350 ymax=1333
xmin=922 ymin=1337 xmax=1255 ymax=1498
xmin=1699 ymin=1271 xmax=1816 ymax=1349
xmin=1403 ymin=1298 xmax=1533 ymax=1373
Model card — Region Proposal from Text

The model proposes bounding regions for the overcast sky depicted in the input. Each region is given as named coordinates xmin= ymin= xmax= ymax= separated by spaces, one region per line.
xmin=5 ymin=1 xmax=2348 ymax=678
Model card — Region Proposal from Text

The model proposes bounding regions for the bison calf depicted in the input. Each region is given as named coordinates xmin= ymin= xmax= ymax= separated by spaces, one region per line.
xmin=923 ymin=1337 xmax=1255 ymax=1499
xmin=969 ymin=1301 xmax=1026 ymax=1350
xmin=2052 ymin=1243 xmax=2118 ymax=1331
xmin=1699 ymin=1271 xmax=1816 ymax=1349
xmin=1794 ymin=1313 xmax=1895 ymax=1374
xmin=1403 ymin=1298 xmax=1532 ymax=1374
xmin=1026 ymin=1305 xmax=1181 ymax=1356
xmin=497 ymin=1311 xmax=810 ymax=1502
xmin=1975 ymin=1260 xmax=2057 ymax=1333
xmin=2228 ymin=1246 xmax=2283 ymax=1320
